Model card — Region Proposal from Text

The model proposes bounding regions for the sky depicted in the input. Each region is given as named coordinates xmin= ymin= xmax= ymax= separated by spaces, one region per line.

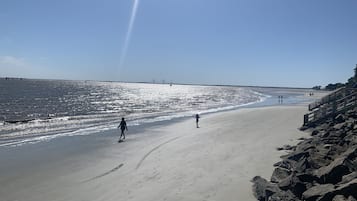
xmin=0 ymin=0 xmax=356 ymax=88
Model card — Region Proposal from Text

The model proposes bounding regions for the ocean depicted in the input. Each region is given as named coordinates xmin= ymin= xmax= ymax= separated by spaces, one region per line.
xmin=0 ymin=79 xmax=312 ymax=147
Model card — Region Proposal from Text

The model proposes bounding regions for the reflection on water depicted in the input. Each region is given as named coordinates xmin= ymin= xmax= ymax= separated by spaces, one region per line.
xmin=0 ymin=79 xmax=265 ymax=146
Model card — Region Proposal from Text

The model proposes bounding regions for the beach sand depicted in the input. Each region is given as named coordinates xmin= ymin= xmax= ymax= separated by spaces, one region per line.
xmin=0 ymin=105 xmax=310 ymax=201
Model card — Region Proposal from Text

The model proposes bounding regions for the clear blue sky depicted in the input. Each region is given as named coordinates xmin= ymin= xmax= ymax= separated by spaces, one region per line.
xmin=1 ymin=0 xmax=356 ymax=88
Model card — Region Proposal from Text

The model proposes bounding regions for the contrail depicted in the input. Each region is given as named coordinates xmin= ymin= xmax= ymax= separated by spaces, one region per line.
xmin=119 ymin=0 xmax=140 ymax=69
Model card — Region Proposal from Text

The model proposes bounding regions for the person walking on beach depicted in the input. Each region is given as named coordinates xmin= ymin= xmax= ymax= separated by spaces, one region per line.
xmin=278 ymin=95 xmax=283 ymax=104
xmin=118 ymin=117 xmax=128 ymax=141
xmin=195 ymin=114 xmax=200 ymax=128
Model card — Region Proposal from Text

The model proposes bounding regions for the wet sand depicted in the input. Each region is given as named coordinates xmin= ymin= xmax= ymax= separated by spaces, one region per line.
xmin=0 ymin=105 xmax=310 ymax=201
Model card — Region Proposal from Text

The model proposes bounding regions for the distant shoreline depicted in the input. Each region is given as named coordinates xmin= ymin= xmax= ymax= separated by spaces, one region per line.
xmin=0 ymin=76 xmax=321 ymax=90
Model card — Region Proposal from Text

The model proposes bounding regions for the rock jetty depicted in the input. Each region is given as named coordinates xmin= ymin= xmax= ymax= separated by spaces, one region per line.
xmin=252 ymin=108 xmax=357 ymax=201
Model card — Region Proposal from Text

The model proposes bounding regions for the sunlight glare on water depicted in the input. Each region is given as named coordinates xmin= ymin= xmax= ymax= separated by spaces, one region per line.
xmin=0 ymin=79 xmax=265 ymax=146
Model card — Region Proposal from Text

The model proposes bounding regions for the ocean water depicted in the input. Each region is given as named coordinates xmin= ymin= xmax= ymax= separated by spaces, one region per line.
xmin=0 ymin=79 xmax=271 ymax=147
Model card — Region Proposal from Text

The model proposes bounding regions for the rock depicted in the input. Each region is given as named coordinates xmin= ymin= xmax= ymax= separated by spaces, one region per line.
xmin=252 ymin=176 xmax=301 ymax=201
xmin=341 ymin=146 xmax=357 ymax=161
xmin=296 ymin=173 xmax=318 ymax=183
xmin=322 ymin=131 xmax=331 ymax=138
xmin=277 ymin=145 xmax=295 ymax=151
xmin=307 ymin=147 xmax=331 ymax=169
xmin=314 ymin=156 xmax=353 ymax=184
xmin=336 ymin=179 xmax=357 ymax=199
xmin=269 ymin=190 xmax=298 ymax=201
xmin=332 ymin=195 xmax=345 ymax=201
xmin=322 ymin=136 xmax=345 ymax=145
xmin=275 ymin=173 xmax=306 ymax=198
xmin=348 ymin=196 xmax=357 ymax=201
xmin=332 ymin=195 xmax=349 ymax=201
xmin=346 ymin=122 xmax=354 ymax=130
xmin=282 ymin=151 xmax=309 ymax=162
xmin=334 ymin=123 xmax=347 ymax=130
xmin=278 ymin=174 xmax=293 ymax=190
xmin=283 ymin=144 xmax=295 ymax=151
xmin=298 ymin=137 xmax=308 ymax=141
xmin=335 ymin=114 xmax=346 ymax=124
xmin=294 ymin=157 xmax=311 ymax=173
xmin=343 ymin=132 xmax=357 ymax=146
xmin=288 ymin=175 xmax=306 ymax=198
xmin=302 ymin=184 xmax=335 ymax=201
xmin=271 ymin=167 xmax=292 ymax=183
xmin=296 ymin=138 xmax=317 ymax=152
xmin=274 ymin=160 xmax=295 ymax=171
xmin=353 ymin=124 xmax=357 ymax=130
xmin=332 ymin=195 xmax=357 ymax=201
xmin=252 ymin=176 xmax=279 ymax=201
xmin=340 ymin=172 xmax=357 ymax=184
xmin=312 ymin=129 xmax=320 ymax=136
xmin=329 ymin=130 xmax=348 ymax=139
xmin=314 ymin=145 xmax=357 ymax=184
xmin=317 ymin=179 xmax=357 ymax=201
xmin=252 ymin=106 xmax=357 ymax=201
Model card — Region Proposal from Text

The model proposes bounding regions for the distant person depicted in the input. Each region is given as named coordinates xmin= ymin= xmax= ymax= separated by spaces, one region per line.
xmin=195 ymin=114 xmax=200 ymax=128
xmin=118 ymin=117 xmax=128 ymax=141
xmin=278 ymin=95 xmax=283 ymax=104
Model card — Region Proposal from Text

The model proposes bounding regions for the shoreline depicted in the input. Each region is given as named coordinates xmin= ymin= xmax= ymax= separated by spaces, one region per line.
xmin=0 ymin=89 xmax=327 ymax=148
xmin=1 ymin=104 xmax=313 ymax=201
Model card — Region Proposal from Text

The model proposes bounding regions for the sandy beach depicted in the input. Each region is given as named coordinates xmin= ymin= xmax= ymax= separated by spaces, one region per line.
xmin=0 ymin=105 xmax=310 ymax=201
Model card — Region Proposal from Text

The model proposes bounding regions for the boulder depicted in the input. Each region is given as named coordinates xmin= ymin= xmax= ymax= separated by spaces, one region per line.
xmin=302 ymin=184 xmax=335 ymax=201
xmin=282 ymin=151 xmax=309 ymax=162
xmin=353 ymin=124 xmax=357 ymax=130
xmin=294 ymin=157 xmax=311 ymax=173
xmin=314 ymin=156 xmax=353 ymax=184
xmin=277 ymin=144 xmax=295 ymax=151
xmin=329 ymin=130 xmax=347 ymax=139
xmin=343 ymin=132 xmax=357 ymax=146
xmin=308 ymin=147 xmax=332 ymax=169
xmin=296 ymin=173 xmax=318 ymax=183
xmin=251 ymin=176 xmax=279 ymax=201
xmin=271 ymin=167 xmax=292 ymax=183
xmin=335 ymin=114 xmax=346 ymax=124
xmin=340 ymin=172 xmax=357 ymax=184
xmin=312 ymin=129 xmax=320 ymax=136
xmin=336 ymin=179 xmax=357 ymax=199
xmin=269 ymin=190 xmax=298 ymax=201
xmin=322 ymin=131 xmax=331 ymax=138
xmin=286 ymin=175 xmax=306 ymax=198
xmin=314 ymin=145 xmax=356 ymax=184
xmin=345 ymin=121 xmax=354 ymax=130
xmin=317 ymin=179 xmax=357 ymax=201
xmin=322 ymin=136 xmax=345 ymax=146
xmin=298 ymin=137 xmax=308 ymax=140
xmin=296 ymin=139 xmax=315 ymax=151
xmin=278 ymin=174 xmax=293 ymax=190
xmin=283 ymin=144 xmax=295 ymax=151
xmin=332 ymin=195 xmax=357 ymax=201
xmin=334 ymin=123 xmax=347 ymax=130
xmin=274 ymin=160 xmax=295 ymax=171
xmin=341 ymin=146 xmax=357 ymax=160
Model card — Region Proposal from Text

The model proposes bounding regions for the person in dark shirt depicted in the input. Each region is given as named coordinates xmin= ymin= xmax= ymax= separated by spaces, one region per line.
xmin=195 ymin=114 xmax=200 ymax=128
xmin=118 ymin=117 xmax=128 ymax=141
